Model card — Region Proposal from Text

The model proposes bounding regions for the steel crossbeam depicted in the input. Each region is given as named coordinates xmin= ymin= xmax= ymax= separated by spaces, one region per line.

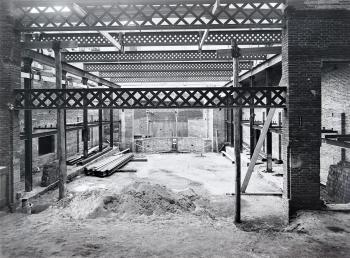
xmin=100 ymin=70 xmax=238 ymax=78
xmin=62 ymin=50 xmax=266 ymax=63
xmin=84 ymin=62 xmax=253 ymax=72
xmin=26 ymin=30 xmax=282 ymax=47
xmin=14 ymin=87 xmax=286 ymax=110
xmin=14 ymin=0 xmax=285 ymax=32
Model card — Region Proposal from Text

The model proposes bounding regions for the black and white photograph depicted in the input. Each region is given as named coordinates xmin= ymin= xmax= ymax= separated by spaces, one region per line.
xmin=0 ymin=0 xmax=349 ymax=257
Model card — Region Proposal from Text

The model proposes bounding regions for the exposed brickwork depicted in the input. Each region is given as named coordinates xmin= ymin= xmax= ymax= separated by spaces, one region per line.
xmin=0 ymin=0 xmax=21 ymax=209
xmin=327 ymin=161 xmax=350 ymax=203
xmin=282 ymin=6 xmax=350 ymax=213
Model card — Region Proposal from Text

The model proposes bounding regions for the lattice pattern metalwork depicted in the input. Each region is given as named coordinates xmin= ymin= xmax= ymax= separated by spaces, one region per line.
xmin=14 ymin=0 xmax=285 ymax=32
xmin=110 ymin=77 xmax=231 ymax=82
xmin=84 ymin=62 xmax=252 ymax=72
xmin=100 ymin=70 xmax=234 ymax=78
xmin=28 ymin=30 xmax=282 ymax=47
xmin=14 ymin=87 xmax=286 ymax=109
xmin=63 ymin=51 xmax=266 ymax=63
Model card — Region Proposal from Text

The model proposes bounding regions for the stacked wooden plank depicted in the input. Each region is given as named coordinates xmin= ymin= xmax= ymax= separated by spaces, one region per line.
xmin=66 ymin=145 xmax=107 ymax=165
xmin=85 ymin=152 xmax=134 ymax=177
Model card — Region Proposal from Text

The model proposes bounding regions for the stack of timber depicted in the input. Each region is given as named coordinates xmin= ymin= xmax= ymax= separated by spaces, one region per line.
xmin=85 ymin=150 xmax=134 ymax=177
xmin=67 ymin=145 xmax=108 ymax=166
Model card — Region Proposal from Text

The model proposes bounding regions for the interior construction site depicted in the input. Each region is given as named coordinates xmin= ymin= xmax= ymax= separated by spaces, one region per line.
xmin=0 ymin=0 xmax=350 ymax=257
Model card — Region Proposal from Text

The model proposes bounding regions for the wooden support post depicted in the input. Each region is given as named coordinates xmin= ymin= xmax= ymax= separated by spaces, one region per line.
xmin=82 ymin=77 xmax=89 ymax=158
xmin=278 ymin=112 xmax=282 ymax=162
xmin=110 ymin=109 xmax=114 ymax=147
xmin=23 ymin=57 xmax=33 ymax=192
xmin=242 ymin=109 xmax=276 ymax=193
xmin=76 ymin=117 xmax=80 ymax=153
xmin=249 ymin=76 xmax=255 ymax=158
xmin=53 ymin=42 xmax=67 ymax=200
xmin=62 ymin=70 xmax=67 ymax=155
xmin=232 ymin=41 xmax=241 ymax=223
xmin=266 ymin=69 xmax=272 ymax=172
xmin=230 ymin=109 xmax=234 ymax=146
xmin=98 ymin=83 xmax=103 ymax=152
xmin=341 ymin=113 xmax=346 ymax=162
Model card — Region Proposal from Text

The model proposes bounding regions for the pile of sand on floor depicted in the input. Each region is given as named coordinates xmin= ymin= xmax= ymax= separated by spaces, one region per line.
xmin=88 ymin=182 xmax=201 ymax=219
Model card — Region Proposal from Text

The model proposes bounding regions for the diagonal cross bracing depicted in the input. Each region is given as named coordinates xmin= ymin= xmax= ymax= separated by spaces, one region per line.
xmin=14 ymin=0 xmax=285 ymax=32
xmin=14 ymin=86 xmax=286 ymax=110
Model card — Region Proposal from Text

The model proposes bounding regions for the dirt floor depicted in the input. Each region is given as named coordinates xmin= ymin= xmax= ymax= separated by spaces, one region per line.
xmin=0 ymin=153 xmax=349 ymax=258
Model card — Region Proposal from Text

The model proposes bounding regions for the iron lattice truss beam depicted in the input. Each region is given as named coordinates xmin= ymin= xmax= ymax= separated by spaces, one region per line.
xmin=101 ymin=70 xmax=237 ymax=78
xmin=111 ymin=77 xmax=231 ymax=82
xmin=62 ymin=50 xmax=266 ymax=63
xmin=14 ymin=0 xmax=285 ymax=32
xmin=84 ymin=62 xmax=253 ymax=72
xmin=14 ymin=87 xmax=286 ymax=110
xmin=27 ymin=30 xmax=282 ymax=47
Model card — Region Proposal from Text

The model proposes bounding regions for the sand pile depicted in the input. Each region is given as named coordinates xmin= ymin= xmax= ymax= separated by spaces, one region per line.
xmin=89 ymin=182 xmax=201 ymax=218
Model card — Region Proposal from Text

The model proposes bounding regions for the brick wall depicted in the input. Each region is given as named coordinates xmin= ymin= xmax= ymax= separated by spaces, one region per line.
xmin=282 ymin=6 xmax=350 ymax=213
xmin=0 ymin=0 xmax=21 ymax=209
xmin=327 ymin=161 xmax=350 ymax=203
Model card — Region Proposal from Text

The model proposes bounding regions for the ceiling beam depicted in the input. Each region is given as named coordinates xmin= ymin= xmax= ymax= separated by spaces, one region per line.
xmin=14 ymin=0 xmax=285 ymax=32
xmin=62 ymin=50 xmax=267 ymax=63
xmin=22 ymin=50 xmax=120 ymax=88
xmin=26 ymin=30 xmax=282 ymax=47
xmin=84 ymin=62 xmax=253 ymax=72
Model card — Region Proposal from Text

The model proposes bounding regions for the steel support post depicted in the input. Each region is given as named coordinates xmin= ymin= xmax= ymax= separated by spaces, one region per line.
xmin=23 ymin=57 xmax=33 ymax=192
xmin=53 ymin=42 xmax=67 ymax=199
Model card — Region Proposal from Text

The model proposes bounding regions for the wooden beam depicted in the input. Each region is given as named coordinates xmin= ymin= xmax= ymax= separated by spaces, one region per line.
xmin=199 ymin=29 xmax=209 ymax=51
xmin=53 ymin=42 xmax=67 ymax=200
xmin=99 ymin=31 xmax=121 ymax=50
xmin=241 ymin=108 xmax=276 ymax=193
xmin=22 ymin=41 xmax=78 ymax=49
xmin=22 ymin=49 xmax=120 ymax=88
xmin=239 ymin=54 xmax=281 ymax=82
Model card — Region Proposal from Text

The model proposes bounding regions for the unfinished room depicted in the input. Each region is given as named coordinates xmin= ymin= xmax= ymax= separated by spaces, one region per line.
xmin=0 ymin=0 xmax=350 ymax=257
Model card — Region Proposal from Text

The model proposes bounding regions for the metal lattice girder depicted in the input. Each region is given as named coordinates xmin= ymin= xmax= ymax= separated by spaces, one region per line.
xmin=27 ymin=30 xmax=282 ymax=47
xmin=62 ymin=50 xmax=266 ymax=63
xmin=14 ymin=87 xmax=286 ymax=110
xmin=84 ymin=62 xmax=253 ymax=72
xmin=14 ymin=0 xmax=285 ymax=32
xmin=110 ymin=77 xmax=232 ymax=82
xmin=101 ymin=70 xmax=236 ymax=78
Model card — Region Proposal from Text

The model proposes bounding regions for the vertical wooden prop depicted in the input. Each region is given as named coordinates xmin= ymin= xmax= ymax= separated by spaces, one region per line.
xmin=232 ymin=41 xmax=241 ymax=223
xmin=98 ymin=84 xmax=103 ymax=152
xmin=53 ymin=42 xmax=67 ymax=199
xmin=110 ymin=109 xmax=114 ymax=147
xmin=23 ymin=58 xmax=33 ymax=192
xmin=82 ymin=78 xmax=89 ymax=158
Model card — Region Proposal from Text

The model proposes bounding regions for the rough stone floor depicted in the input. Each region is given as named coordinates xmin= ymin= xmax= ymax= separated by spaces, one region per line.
xmin=0 ymin=153 xmax=349 ymax=258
